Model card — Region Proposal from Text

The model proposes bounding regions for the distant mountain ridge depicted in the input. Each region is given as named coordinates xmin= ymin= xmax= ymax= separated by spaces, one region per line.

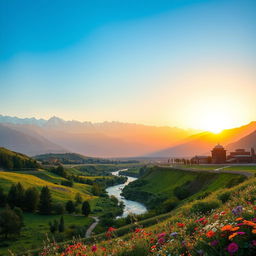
xmin=0 ymin=115 xmax=196 ymax=157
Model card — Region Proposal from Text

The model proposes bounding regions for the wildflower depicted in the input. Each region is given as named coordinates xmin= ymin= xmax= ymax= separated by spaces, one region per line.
xmin=108 ymin=227 xmax=116 ymax=232
xmin=170 ymin=232 xmax=178 ymax=237
xmin=177 ymin=222 xmax=185 ymax=228
xmin=228 ymin=232 xmax=238 ymax=240
xmin=158 ymin=237 xmax=165 ymax=245
xmin=206 ymin=230 xmax=215 ymax=238
xmin=157 ymin=232 xmax=166 ymax=239
xmin=227 ymin=242 xmax=239 ymax=254
xmin=221 ymin=225 xmax=233 ymax=231
xmin=210 ymin=240 xmax=219 ymax=246
xmin=232 ymin=206 xmax=243 ymax=216
xmin=235 ymin=217 xmax=243 ymax=221
xmin=252 ymin=229 xmax=256 ymax=234
xmin=91 ymin=245 xmax=97 ymax=252
xmin=252 ymin=240 xmax=256 ymax=246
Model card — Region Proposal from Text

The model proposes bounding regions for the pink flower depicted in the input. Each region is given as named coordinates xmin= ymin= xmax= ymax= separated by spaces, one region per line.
xmin=227 ymin=242 xmax=239 ymax=254
xmin=91 ymin=245 xmax=97 ymax=252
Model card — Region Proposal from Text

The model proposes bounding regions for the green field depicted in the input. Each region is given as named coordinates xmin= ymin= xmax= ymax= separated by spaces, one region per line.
xmin=0 ymin=213 xmax=93 ymax=255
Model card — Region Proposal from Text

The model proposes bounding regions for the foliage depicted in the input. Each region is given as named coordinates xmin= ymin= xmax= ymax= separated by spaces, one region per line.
xmin=66 ymin=200 xmax=75 ymax=214
xmin=82 ymin=201 xmax=91 ymax=216
xmin=0 ymin=205 xmax=23 ymax=239
xmin=39 ymin=186 xmax=52 ymax=215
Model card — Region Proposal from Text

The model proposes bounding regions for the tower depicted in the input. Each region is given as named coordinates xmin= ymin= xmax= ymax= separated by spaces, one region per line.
xmin=211 ymin=144 xmax=226 ymax=164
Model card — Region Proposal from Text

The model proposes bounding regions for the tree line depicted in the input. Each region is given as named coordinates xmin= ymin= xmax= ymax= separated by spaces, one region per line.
xmin=0 ymin=149 xmax=40 ymax=170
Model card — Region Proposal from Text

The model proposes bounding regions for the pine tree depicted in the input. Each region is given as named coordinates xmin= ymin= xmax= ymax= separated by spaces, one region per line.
xmin=82 ymin=201 xmax=91 ymax=216
xmin=24 ymin=187 xmax=39 ymax=212
xmin=7 ymin=184 xmax=18 ymax=208
xmin=0 ymin=187 xmax=6 ymax=207
xmin=15 ymin=183 xmax=25 ymax=208
xmin=66 ymin=200 xmax=75 ymax=214
xmin=39 ymin=186 xmax=52 ymax=215
xmin=58 ymin=216 xmax=65 ymax=232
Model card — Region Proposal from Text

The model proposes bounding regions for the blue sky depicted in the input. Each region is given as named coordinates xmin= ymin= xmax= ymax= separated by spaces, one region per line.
xmin=0 ymin=0 xmax=255 ymax=129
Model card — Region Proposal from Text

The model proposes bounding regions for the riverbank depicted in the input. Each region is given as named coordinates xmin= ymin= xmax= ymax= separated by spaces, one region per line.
xmin=106 ymin=169 xmax=147 ymax=218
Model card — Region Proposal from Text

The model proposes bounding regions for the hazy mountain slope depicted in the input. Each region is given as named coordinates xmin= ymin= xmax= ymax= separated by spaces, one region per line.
xmin=0 ymin=115 xmax=196 ymax=157
xmin=149 ymin=122 xmax=256 ymax=157
xmin=0 ymin=124 xmax=65 ymax=156
xmin=227 ymin=130 xmax=256 ymax=151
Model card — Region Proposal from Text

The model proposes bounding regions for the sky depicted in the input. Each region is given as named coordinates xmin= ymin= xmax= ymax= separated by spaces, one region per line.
xmin=0 ymin=0 xmax=255 ymax=132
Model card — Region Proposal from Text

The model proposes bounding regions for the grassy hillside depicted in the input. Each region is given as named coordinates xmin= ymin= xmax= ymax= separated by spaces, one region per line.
xmin=34 ymin=177 xmax=256 ymax=256
xmin=0 ymin=171 xmax=92 ymax=202
xmin=122 ymin=166 xmax=245 ymax=209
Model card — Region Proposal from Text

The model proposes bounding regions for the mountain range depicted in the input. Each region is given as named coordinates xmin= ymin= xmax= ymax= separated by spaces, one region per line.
xmin=0 ymin=114 xmax=255 ymax=158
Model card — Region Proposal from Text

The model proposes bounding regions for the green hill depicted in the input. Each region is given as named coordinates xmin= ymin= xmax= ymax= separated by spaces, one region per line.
xmin=122 ymin=166 xmax=245 ymax=210
xmin=0 ymin=147 xmax=39 ymax=170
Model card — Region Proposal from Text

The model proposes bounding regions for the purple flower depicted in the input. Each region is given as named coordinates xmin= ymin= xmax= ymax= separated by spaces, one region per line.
xmin=232 ymin=206 xmax=243 ymax=216
xmin=227 ymin=242 xmax=239 ymax=254
xmin=252 ymin=240 xmax=256 ymax=246
xmin=158 ymin=237 xmax=165 ymax=245
xmin=170 ymin=232 xmax=178 ymax=237
xmin=210 ymin=240 xmax=219 ymax=247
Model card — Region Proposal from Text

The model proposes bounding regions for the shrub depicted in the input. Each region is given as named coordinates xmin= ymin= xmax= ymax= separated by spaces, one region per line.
xmin=190 ymin=200 xmax=220 ymax=214
xmin=217 ymin=191 xmax=231 ymax=203
xmin=174 ymin=184 xmax=190 ymax=200
xmin=163 ymin=198 xmax=179 ymax=212
xmin=53 ymin=202 xmax=65 ymax=215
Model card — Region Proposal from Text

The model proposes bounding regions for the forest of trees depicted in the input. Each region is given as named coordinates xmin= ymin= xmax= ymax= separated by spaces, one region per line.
xmin=0 ymin=148 xmax=39 ymax=170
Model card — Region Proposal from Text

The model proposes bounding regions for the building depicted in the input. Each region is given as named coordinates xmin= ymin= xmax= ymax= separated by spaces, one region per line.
xmin=191 ymin=156 xmax=211 ymax=164
xmin=227 ymin=148 xmax=256 ymax=163
xmin=211 ymin=144 xmax=226 ymax=164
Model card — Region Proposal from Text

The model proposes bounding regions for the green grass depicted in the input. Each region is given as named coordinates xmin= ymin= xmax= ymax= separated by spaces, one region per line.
xmin=122 ymin=166 xmax=244 ymax=208
xmin=224 ymin=165 xmax=256 ymax=173
xmin=0 ymin=171 xmax=93 ymax=202
xmin=0 ymin=212 xmax=94 ymax=255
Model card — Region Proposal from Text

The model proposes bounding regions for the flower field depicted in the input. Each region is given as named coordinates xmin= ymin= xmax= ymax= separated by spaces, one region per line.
xmin=38 ymin=179 xmax=256 ymax=256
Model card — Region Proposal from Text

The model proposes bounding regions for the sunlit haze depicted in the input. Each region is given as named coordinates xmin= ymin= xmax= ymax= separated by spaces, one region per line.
xmin=1 ymin=0 xmax=255 ymax=131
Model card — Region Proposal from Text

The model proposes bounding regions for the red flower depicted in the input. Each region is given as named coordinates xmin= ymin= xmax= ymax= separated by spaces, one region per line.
xmin=177 ymin=222 xmax=185 ymax=228
xmin=206 ymin=230 xmax=215 ymax=238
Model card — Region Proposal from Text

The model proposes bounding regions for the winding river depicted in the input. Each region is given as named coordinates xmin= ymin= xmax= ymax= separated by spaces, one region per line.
xmin=106 ymin=169 xmax=147 ymax=218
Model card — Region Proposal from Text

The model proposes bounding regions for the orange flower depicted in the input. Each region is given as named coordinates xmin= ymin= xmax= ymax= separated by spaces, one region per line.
xmin=221 ymin=225 xmax=233 ymax=231
xmin=229 ymin=232 xmax=238 ymax=240
xmin=206 ymin=230 xmax=216 ymax=238
xmin=236 ymin=217 xmax=243 ymax=221
xmin=243 ymin=220 xmax=256 ymax=228
xmin=252 ymin=229 xmax=256 ymax=234
xmin=231 ymin=227 xmax=240 ymax=232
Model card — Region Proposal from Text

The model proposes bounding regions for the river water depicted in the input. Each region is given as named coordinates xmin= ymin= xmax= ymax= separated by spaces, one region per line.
xmin=106 ymin=169 xmax=147 ymax=218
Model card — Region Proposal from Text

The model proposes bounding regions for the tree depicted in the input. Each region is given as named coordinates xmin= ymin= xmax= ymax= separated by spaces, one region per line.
xmin=7 ymin=184 xmax=17 ymax=208
xmin=81 ymin=201 xmax=91 ymax=216
xmin=0 ymin=187 xmax=6 ymax=207
xmin=49 ymin=219 xmax=58 ymax=233
xmin=39 ymin=186 xmax=52 ymax=215
xmin=58 ymin=216 xmax=65 ymax=232
xmin=53 ymin=202 xmax=65 ymax=215
xmin=75 ymin=192 xmax=82 ymax=205
xmin=91 ymin=183 xmax=102 ymax=196
xmin=24 ymin=187 xmax=39 ymax=212
xmin=0 ymin=205 xmax=23 ymax=239
xmin=66 ymin=200 xmax=75 ymax=214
